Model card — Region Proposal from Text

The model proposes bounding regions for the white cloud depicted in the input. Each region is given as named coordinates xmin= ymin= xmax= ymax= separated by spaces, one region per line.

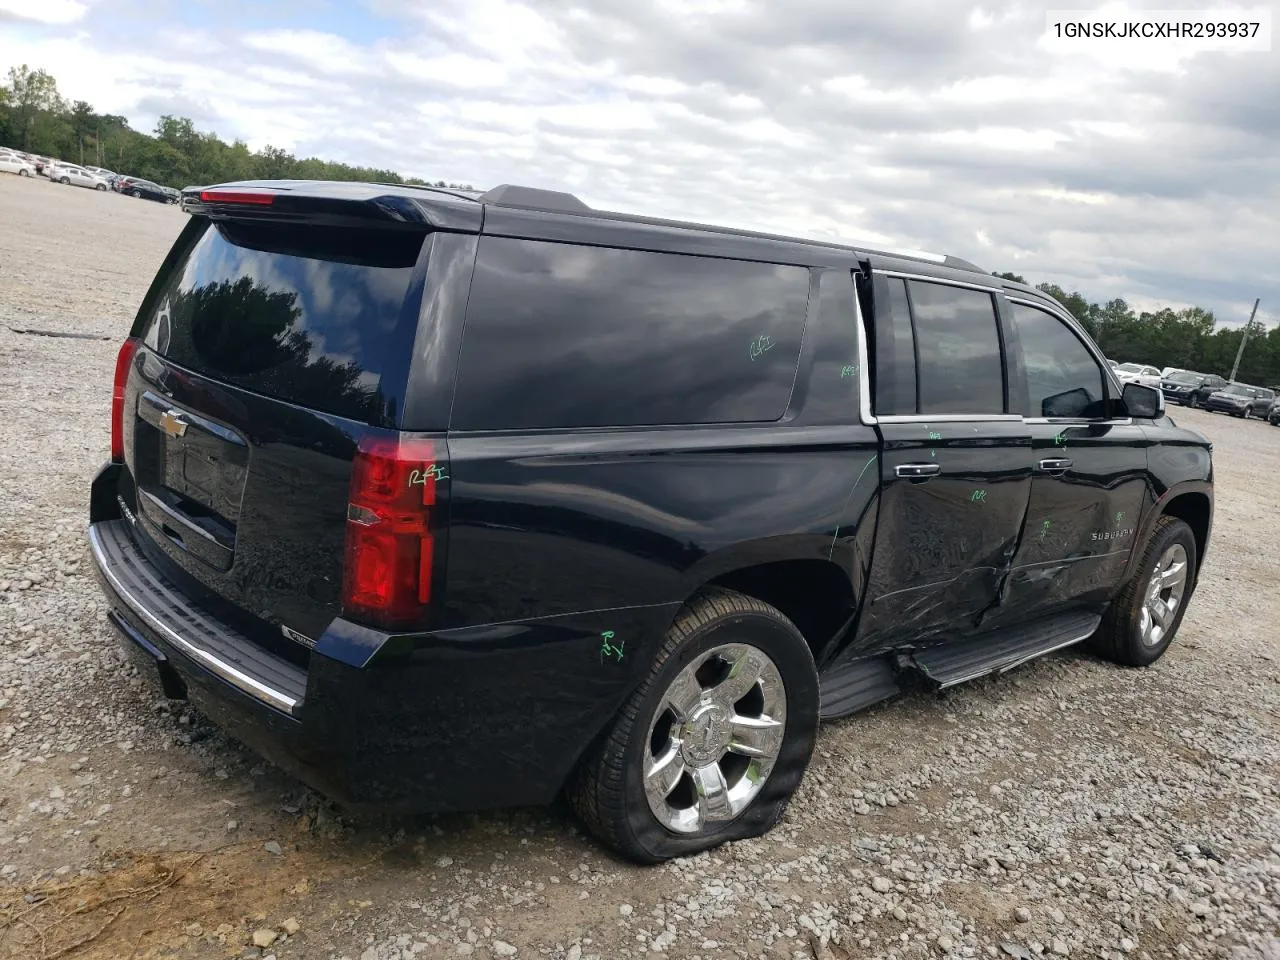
xmin=0 ymin=0 xmax=87 ymax=25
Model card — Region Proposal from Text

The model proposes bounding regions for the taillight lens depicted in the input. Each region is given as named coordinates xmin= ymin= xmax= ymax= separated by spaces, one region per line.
xmin=110 ymin=338 xmax=139 ymax=462
xmin=199 ymin=189 xmax=275 ymax=205
xmin=341 ymin=434 xmax=444 ymax=630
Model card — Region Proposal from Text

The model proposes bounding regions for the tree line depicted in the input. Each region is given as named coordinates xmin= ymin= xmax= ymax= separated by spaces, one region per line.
xmin=993 ymin=272 xmax=1277 ymax=388
xmin=0 ymin=64 xmax=471 ymax=191
xmin=3 ymin=64 xmax=1272 ymax=387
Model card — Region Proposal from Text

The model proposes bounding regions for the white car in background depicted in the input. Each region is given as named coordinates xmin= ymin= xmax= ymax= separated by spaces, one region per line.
xmin=0 ymin=151 xmax=36 ymax=177
xmin=1114 ymin=362 xmax=1162 ymax=389
xmin=48 ymin=162 xmax=109 ymax=190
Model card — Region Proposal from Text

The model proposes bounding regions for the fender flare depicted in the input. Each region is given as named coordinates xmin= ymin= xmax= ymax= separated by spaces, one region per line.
xmin=1122 ymin=480 xmax=1213 ymax=585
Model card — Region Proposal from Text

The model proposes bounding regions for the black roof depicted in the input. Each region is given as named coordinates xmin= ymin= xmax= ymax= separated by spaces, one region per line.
xmin=182 ymin=179 xmax=1069 ymax=307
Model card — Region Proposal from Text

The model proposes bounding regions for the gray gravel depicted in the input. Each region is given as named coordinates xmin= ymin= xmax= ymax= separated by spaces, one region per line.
xmin=0 ymin=174 xmax=1277 ymax=960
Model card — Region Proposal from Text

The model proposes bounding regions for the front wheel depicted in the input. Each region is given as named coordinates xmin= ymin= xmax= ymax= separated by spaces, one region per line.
xmin=569 ymin=588 xmax=819 ymax=863
xmin=59 ymin=176 xmax=70 ymax=184
xmin=1189 ymin=394 xmax=1199 ymax=408
xmin=18 ymin=168 xmax=31 ymax=177
xmin=95 ymin=183 xmax=106 ymax=191
xmin=1090 ymin=516 xmax=1197 ymax=667
xmin=130 ymin=189 xmax=141 ymax=198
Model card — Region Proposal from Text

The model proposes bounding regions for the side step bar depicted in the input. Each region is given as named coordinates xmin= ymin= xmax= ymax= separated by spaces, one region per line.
xmin=819 ymin=657 xmax=900 ymax=720
xmin=911 ymin=611 xmax=1100 ymax=689
xmin=818 ymin=611 xmax=1100 ymax=720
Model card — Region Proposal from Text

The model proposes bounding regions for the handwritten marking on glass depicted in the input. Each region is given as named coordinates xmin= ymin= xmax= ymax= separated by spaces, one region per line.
xmin=970 ymin=489 xmax=987 ymax=503
xmin=840 ymin=364 xmax=858 ymax=378
xmin=1039 ymin=519 xmax=1052 ymax=543
xmin=599 ymin=631 xmax=625 ymax=663
xmin=749 ymin=335 xmax=776 ymax=361
xmin=408 ymin=464 xmax=449 ymax=486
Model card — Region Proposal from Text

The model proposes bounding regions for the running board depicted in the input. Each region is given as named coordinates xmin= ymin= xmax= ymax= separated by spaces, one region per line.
xmin=912 ymin=611 xmax=1100 ymax=689
xmin=819 ymin=656 xmax=901 ymax=720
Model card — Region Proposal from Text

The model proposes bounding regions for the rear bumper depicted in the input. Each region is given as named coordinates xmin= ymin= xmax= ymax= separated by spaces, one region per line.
xmin=1202 ymin=399 xmax=1247 ymax=414
xmin=87 ymin=507 xmax=654 ymax=814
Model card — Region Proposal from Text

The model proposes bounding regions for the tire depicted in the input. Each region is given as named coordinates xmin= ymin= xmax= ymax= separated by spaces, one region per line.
xmin=1189 ymin=394 xmax=1199 ymax=408
xmin=568 ymin=587 xmax=819 ymax=863
xmin=59 ymin=176 xmax=70 ymax=184
xmin=1089 ymin=516 xmax=1197 ymax=667
xmin=18 ymin=169 xmax=30 ymax=177
xmin=95 ymin=184 xmax=106 ymax=191
xmin=130 ymin=189 xmax=141 ymax=198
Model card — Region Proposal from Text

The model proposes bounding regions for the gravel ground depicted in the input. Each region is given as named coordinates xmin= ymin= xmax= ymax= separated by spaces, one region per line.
xmin=0 ymin=173 xmax=1277 ymax=960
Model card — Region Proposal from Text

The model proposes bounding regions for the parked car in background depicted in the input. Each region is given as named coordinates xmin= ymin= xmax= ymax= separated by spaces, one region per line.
xmin=0 ymin=151 xmax=36 ymax=177
xmin=1106 ymin=358 xmax=1119 ymax=369
xmin=121 ymin=179 xmax=171 ymax=203
xmin=159 ymin=185 xmax=181 ymax=203
xmin=88 ymin=179 xmax=1213 ymax=862
xmin=1268 ymin=401 xmax=1280 ymax=426
xmin=1160 ymin=367 xmax=1187 ymax=378
xmin=32 ymin=155 xmax=55 ymax=177
xmin=1203 ymin=382 xmax=1275 ymax=418
xmin=1161 ymin=371 xmax=1225 ymax=407
xmin=1113 ymin=363 xmax=1162 ymax=389
xmin=84 ymin=165 xmax=117 ymax=179
xmin=49 ymin=162 xmax=110 ymax=190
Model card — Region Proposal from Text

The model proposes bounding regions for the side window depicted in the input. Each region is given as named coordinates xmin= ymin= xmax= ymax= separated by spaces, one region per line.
xmin=873 ymin=277 xmax=917 ymax=417
xmin=1009 ymin=302 xmax=1107 ymax=418
xmin=800 ymin=269 xmax=862 ymax=425
xmin=907 ymin=280 xmax=1005 ymax=415
xmin=451 ymin=238 xmax=810 ymax=430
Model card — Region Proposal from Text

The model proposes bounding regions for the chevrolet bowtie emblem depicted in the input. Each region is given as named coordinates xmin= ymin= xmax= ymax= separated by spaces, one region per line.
xmin=159 ymin=409 xmax=188 ymax=439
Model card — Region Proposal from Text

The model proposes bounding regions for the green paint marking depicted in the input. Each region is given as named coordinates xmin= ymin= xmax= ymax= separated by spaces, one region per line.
xmin=1114 ymin=511 xmax=1125 ymax=523
xmin=927 ymin=431 xmax=942 ymax=441
xmin=408 ymin=464 xmax=449 ymax=486
xmin=970 ymin=489 xmax=987 ymax=503
xmin=827 ymin=454 xmax=878 ymax=561
xmin=1053 ymin=431 xmax=1068 ymax=446
xmin=748 ymin=334 xmax=776 ymax=361
xmin=600 ymin=631 xmax=625 ymax=663
xmin=1039 ymin=519 xmax=1052 ymax=543
xmin=840 ymin=364 xmax=858 ymax=378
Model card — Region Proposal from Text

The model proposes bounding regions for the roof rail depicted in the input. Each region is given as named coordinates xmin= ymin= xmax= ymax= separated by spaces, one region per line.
xmin=479 ymin=184 xmax=591 ymax=213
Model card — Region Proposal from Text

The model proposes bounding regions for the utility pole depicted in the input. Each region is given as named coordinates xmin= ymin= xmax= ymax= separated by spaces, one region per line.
xmin=1228 ymin=298 xmax=1261 ymax=382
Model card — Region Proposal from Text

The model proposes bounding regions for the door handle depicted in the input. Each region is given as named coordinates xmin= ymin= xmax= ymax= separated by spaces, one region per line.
xmin=1039 ymin=458 xmax=1073 ymax=474
xmin=895 ymin=462 xmax=942 ymax=480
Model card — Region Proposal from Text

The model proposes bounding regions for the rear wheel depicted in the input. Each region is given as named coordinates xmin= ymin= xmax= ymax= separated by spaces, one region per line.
xmin=569 ymin=588 xmax=819 ymax=863
xmin=18 ymin=168 xmax=31 ymax=177
xmin=130 ymin=189 xmax=141 ymax=198
xmin=95 ymin=183 xmax=106 ymax=191
xmin=1189 ymin=394 xmax=1199 ymax=408
xmin=59 ymin=176 xmax=70 ymax=184
xmin=1090 ymin=516 xmax=1196 ymax=667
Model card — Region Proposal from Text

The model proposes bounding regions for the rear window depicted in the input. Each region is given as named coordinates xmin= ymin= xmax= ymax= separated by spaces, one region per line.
xmin=450 ymin=238 xmax=809 ymax=430
xmin=138 ymin=219 xmax=425 ymax=423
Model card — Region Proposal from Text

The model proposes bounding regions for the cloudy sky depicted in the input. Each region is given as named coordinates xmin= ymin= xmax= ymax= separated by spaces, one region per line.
xmin=1 ymin=0 xmax=1276 ymax=327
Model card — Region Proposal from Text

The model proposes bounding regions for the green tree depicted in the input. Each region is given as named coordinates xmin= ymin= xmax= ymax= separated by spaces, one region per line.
xmin=4 ymin=64 xmax=63 ymax=150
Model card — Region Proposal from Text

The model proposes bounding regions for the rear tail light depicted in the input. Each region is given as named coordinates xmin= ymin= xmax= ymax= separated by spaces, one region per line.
xmin=341 ymin=435 xmax=445 ymax=630
xmin=110 ymin=338 xmax=140 ymax=462
xmin=198 ymin=189 xmax=275 ymax=205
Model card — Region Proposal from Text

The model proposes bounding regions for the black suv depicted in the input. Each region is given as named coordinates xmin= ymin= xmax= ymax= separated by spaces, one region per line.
xmin=88 ymin=181 xmax=1213 ymax=862
xmin=1203 ymin=382 xmax=1275 ymax=418
xmin=1161 ymin=371 xmax=1225 ymax=407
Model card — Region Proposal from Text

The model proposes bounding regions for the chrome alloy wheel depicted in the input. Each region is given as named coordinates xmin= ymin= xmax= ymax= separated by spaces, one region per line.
xmin=643 ymin=642 xmax=787 ymax=834
xmin=1139 ymin=543 xmax=1188 ymax=647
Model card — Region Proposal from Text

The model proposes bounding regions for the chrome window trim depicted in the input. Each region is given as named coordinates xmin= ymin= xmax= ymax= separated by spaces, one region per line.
xmin=88 ymin=526 xmax=299 ymax=715
xmin=878 ymin=413 xmax=1023 ymax=423
xmin=878 ymin=270 xmax=1002 ymax=293
xmin=853 ymin=274 xmax=876 ymax=425
xmin=1024 ymin=417 xmax=1135 ymax=426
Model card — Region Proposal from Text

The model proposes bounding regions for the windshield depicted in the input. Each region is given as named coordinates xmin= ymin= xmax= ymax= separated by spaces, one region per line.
xmin=1223 ymin=385 xmax=1254 ymax=397
xmin=1168 ymin=372 xmax=1202 ymax=384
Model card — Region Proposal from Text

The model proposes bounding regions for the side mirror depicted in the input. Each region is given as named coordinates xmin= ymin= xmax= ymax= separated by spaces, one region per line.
xmin=1122 ymin=381 xmax=1164 ymax=419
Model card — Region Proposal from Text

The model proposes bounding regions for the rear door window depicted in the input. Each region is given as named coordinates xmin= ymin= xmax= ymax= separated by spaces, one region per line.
xmin=907 ymin=280 xmax=1005 ymax=415
xmin=451 ymin=238 xmax=809 ymax=430
xmin=138 ymin=219 xmax=426 ymax=424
